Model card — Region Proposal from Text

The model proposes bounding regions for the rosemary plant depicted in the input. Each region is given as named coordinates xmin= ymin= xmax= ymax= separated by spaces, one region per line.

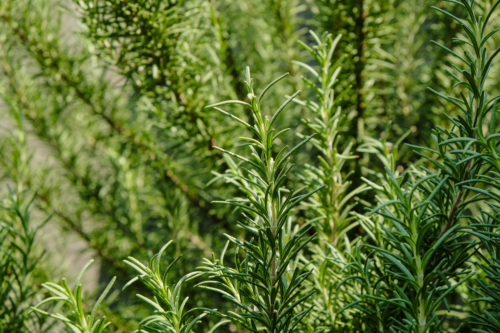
xmin=292 ymin=31 xmax=367 ymax=332
xmin=6 ymin=0 xmax=500 ymax=331
xmin=0 ymin=189 xmax=52 ymax=332
xmin=200 ymin=67 xmax=323 ymax=333
xmin=343 ymin=0 xmax=500 ymax=332
xmin=122 ymin=240 xmax=208 ymax=333
xmin=295 ymin=31 xmax=363 ymax=248
xmin=31 ymin=260 xmax=116 ymax=333
xmin=32 ymin=240 xmax=210 ymax=333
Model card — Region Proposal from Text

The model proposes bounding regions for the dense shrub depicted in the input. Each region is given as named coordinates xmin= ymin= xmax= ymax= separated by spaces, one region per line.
xmin=2 ymin=0 xmax=500 ymax=332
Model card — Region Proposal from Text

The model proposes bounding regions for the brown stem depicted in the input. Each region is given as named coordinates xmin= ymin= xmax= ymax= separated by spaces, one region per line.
xmin=355 ymin=0 xmax=366 ymax=123
xmin=439 ymin=157 xmax=473 ymax=239
xmin=439 ymin=191 xmax=463 ymax=239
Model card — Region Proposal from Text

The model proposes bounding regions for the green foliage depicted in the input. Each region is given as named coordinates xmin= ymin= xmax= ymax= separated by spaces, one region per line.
xmin=292 ymin=31 xmax=367 ymax=332
xmin=341 ymin=1 xmax=500 ymax=332
xmin=469 ymin=230 xmax=500 ymax=332
xmin=123 ymin=241 xmax=208 ymax=333
xmin=200 ymin=68 xmax=322 ymax=333
xmin=0 ymin=189 xmax=54 ymax=332
xmin=295 ymin=31 xmax=364 ymax=247
xmin=4 ymin=0 xmax=500 ymax=332
xmin=32 ymin=260 xmax=115 ymax=333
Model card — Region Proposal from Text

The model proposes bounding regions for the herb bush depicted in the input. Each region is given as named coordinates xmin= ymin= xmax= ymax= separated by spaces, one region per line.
xmin=2 ymin=0 xmax=500 ymax=332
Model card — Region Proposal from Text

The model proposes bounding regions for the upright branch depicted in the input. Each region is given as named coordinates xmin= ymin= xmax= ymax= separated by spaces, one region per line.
xmin=429 ymin=0 xmax=500 ymax=237
xmin=201 ymin=67 xmax=324 ymax=333
xmin=295 ymin=31 xmax=365 ymax=248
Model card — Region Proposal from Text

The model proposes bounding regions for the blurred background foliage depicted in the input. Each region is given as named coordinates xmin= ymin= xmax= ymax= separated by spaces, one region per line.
xmin=1 ymin=0 xmax=500 ymax=332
